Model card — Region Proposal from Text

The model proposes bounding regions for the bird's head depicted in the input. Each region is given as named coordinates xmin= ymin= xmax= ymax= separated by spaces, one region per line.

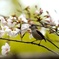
xmin=29 ymin=24 xmax=38 ymax=30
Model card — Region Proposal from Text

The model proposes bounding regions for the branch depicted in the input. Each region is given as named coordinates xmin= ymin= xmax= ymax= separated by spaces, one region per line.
xmin=0 ymin=38 xmax=59 ymax=55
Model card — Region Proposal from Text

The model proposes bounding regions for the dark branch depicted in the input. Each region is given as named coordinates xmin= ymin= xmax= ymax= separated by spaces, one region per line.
xmin=0 ymin=38 xmax=59 ymax=55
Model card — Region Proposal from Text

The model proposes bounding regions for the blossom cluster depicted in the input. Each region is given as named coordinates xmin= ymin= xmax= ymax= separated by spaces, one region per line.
xmin=1 ymin=43 xmax=10 ymax=56
xmin=0 ymin=14 xmax=32 ymax=37
xmin=1 ymin=5 xmax=59 ymax=56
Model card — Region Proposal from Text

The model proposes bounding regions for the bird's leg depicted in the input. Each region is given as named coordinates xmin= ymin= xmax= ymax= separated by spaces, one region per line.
xmin=31 ymin=40 xmax=42 ymax=44
xmin=31 ymin=40 xmax=37 ymax=43
xmin=39 ymin=40 xmax=42 ymax=45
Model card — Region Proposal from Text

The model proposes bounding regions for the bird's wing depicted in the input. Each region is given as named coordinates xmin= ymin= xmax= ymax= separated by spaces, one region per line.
xmin=36 ymin=30 xmax=46 ymax=41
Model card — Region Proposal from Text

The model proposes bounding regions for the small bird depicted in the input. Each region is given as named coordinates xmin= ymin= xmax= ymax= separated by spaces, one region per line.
xmin=30 ymin=24 xmax=46 ymax=43
xmin=29 ymin=24 xmax=59 ymax=49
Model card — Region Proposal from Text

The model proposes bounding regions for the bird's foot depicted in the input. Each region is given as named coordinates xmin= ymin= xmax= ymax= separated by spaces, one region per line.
xmin=31 ymin=41 xmax=34 ymax=43
xmin=39 ymin=43 xmax=40 ymax=45
xmin=31 ymin=41 xmax=35 ymax=43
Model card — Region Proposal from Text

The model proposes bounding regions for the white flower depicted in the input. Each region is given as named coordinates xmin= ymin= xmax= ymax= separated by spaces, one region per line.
xmin=7 ymin=16 xmax=17 ymax=27
xmin=13 ymin=17 xmax=17 ymax=20
xmin=57 ymin=27 xmax=59 ymax=31
xmin=45 ymin=17 xmax=50 ymax=21
xmin=8 ymin=31 xmax=16 ymax=37
xmin=29 ymin=34 xmax=33 ymax=39
xmin=0 ymin=16 xmax=7 ymax=25
xmin=2 ymin=25 xmax=19 ymax=36
xmin=16 ymin=24 xmax=30 ymax=36
xmin=7 ymin=17 xmax=16 ymax=27
xmin=40 ymin=27 xmax=47 ymax=36
xmin=35 ymin=10 xmax=39 ymax=14
xmin=21 ymin=24 xmax=30 ymax=35
xmin=52 ymin=26 xmax=56 ymax=29
xmin=0 ymin=29 xmax=5 ymax=37
xmin=7 ymin=18 xmax=13 ymax=27
xmin=1 ymin=25 xmax=9 ymax=30
xmin=9 ymin=16 xmax=17 ymax=21
xmin=1 ymin=43 xmax=10 ymax=56
xmin=7 ymin=22 xmax=16 ymax=28
xmin=14 ymin=28 xmax=20 ymax=33
xmin=5 ymin=27 xmax=11 ymax=33
xmin=21 ymin=24 xmax=29 ymax=30
xmin=7 ymin=28 xmax=20 ymax=37
xmin=15 ymin=23 xmax=31 ymax=36
xmin=18 ymin=13 xmax=28 ymax=23
xmin=19 ymin=13 xmax=26 ymax=18
xmin=9 ymin=16 xmax=14 ymax=20
xmin=7 ymin=18 xmax=12 ymax=23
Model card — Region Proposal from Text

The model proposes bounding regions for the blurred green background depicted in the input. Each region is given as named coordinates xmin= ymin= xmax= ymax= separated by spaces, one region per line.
xmin=0 ymin=0 xmax=59 ymax=55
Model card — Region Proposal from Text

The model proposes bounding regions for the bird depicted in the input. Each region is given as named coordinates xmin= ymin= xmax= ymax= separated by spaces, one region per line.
xmin=29 ymin=24 xmax=59 ymax=49
xmin=29 ymin=24 xmax=46 ymax=43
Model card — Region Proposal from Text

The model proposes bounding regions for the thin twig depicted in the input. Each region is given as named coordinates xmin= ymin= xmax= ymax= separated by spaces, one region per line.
xmin=46 ymin=34 xmax=59 ymax=49
xmin=0 ymin=38 xmax=58 ymax=55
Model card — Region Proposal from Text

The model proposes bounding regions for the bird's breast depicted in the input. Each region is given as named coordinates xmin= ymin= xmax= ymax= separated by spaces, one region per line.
xmin=32 ymin=30 xmax=43 ymax=40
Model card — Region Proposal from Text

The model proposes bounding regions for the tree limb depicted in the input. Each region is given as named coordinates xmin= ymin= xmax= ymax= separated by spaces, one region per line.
xmin=0 ymin=38 xmax=59 ymax=55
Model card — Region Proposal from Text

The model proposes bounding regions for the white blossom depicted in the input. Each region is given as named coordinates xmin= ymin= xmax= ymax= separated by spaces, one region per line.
xmin=0 ymin=29 xmax=5 ymax=37
xmin=45 ymin=17 xmax=50 ymax=21
xmin=7 ymin=18 xmax=12 ymax=23
xmin=40 ymin=27 xmax=47 ymax=36
xmin=7 ymin=22 xmax=16 ymax=28
xmin=5 ymin=27 xmax=11 ymax=33
xmin=57 ymin=27 xmax=59 ymax=31
xmin=7 ymin=18 xmax=13 ymax=27
xmin=9 ymin=15 xmax=17 ymax=21
xmin=35 ymin=10 xmax=39 ymax=14
xmin=7 ymin=16 xmax=17 ymax=27
xmin=9 ymin=16 xmax=14 ymax=20
xmin=18 ymin=13 xmax=28 ymax=23
xmin=1 ymin=25 xmax=9 ymax=30
xmin=15 ymin=24 xmax=31 ymax=36
xmin=1 ymin=43 xmax=10 ymax=56
xmin=13 ymin=17 xmax=17 ymax=20
xmin=6 ymin=28 xmax=20 ymax=37
xmin=8 ymin=31 xmax=16 ymax=37
xmin=7 ymin=18 xmax=16 ymax=27
xmin=21 ymin=24 xmax=30 ymax=35
xmin=52 ymin=26 xmax=56 ymax=29
xmin=0 ymin=16 xmax=7 ymax=25
xmin=29 ymin=34 xmax=33 ymax=39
